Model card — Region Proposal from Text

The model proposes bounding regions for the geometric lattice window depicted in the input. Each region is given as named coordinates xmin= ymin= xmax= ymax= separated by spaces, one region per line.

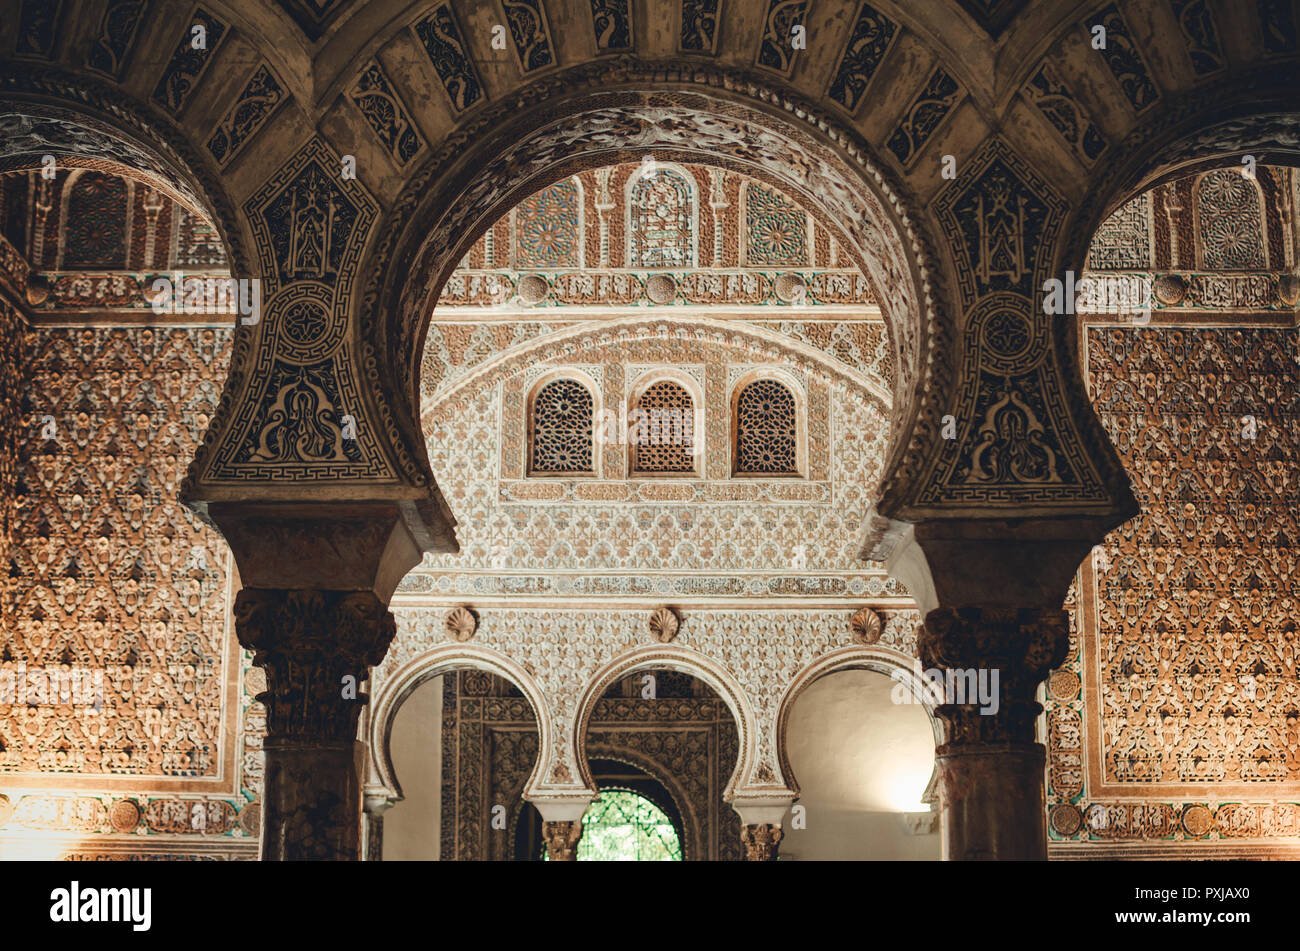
xmin=542 ymin=789 xmax=683 ymax=862
xmin=529 ymin=378 xmax=594 ymax=475
xmin=630 ymin=380 xmax=696 ymax=474
xmin=734 ymin=379 xmax=798 ymax=475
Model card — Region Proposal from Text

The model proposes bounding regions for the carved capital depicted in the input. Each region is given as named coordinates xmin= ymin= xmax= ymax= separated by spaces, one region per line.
xmin=740 ymin=823 xmax=783 ymax=862
xmin=920 ymin=606 xmax=1068 ymax=746
xmin=541 ymin=820 xmax=583 ymax=861
xmin=233 ymin=588 xmax=396 ymax=742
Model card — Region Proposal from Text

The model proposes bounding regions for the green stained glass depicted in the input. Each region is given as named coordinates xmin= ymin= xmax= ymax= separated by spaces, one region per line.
xmin=543 ymin=789 xmax=683 ymax=861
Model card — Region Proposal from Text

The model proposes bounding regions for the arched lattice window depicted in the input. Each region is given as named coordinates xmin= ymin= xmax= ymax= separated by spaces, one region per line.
xmin=628 ymin=168 xmax=695 ymax=268
xmin=630 ymin=380 xmax=696 ymax=474
xmin=734 ymin=379 xmax=798 ymax=475
xmin=529 ymin=378 xmax=594 ymax=475
xmin=542 ymin=789 xmax=683 ymax=862
xmin=1196 ymin=169 xmax=1267 ymax=270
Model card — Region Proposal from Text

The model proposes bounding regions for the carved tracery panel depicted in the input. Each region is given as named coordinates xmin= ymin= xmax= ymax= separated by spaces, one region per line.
xmin=529 ymin=378 xmax=595 ymax=475
xmin=733 ymin=378 xmax=798 ymax=475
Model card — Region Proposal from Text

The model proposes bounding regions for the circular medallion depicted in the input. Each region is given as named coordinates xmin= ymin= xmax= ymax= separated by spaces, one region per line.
xmin=1279 ymin=274 xmax=1300 ymax=307
xmin=774 ymin=272 xmax=807 ymax=303
xmin=648 ymin=606 xmax=681 ymax=642
xmin=0 ymin=794 xmax=12 ymax=826
xmin=1049 ymin=803 xmax=1083 ymax=837
xmin=245 ymin=666 xmax=267 ymax=697
xmin=25 ymin=275 xmax=50 ymax=307
xmin=239 ymin=802 xmax=262 ymax=836
xmin=972 ymin=293 xmax=1045 ymax=373
xmin=850 ymin=606 xmax=883 ymax=645
xmin=517 ymin=274 xmax=550 ymax=304
xmin=1153 ymin=274 xmax=1188 ymax=306
xmin=108 ymin=798 xmax=141 ymax=832
xmin=1048 ymin=669 xmax=1081 ymax=701
xmin=445 ymin=606 xmax=478 ymax=642
xmin=267 ymin=282 xmax=345 ymax=365
xmin=645 ymin=274 xmax=678 ymax=304
xmin=984 ymin=310 xmax=1032 ymax=359
xmin=1181 ymin=803 xmax=1214 ymax=837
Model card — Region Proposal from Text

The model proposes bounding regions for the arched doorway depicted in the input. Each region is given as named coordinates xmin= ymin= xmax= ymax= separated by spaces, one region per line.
xmin=526 ymin=760 xmax=685 ymax=862
xmin=782 ymin=668 xmax=937 ymax=860
xmin=382 ymin=668 xmax=543 ymax=861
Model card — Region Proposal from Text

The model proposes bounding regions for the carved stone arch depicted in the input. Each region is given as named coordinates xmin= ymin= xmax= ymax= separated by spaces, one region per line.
xmin=1062 ymin=67 xmax=1300 ymax=268
xmin=0 ymin=68 xmax=251 ymax=271
xmin=421 ymin=314 xmax=894 ymax=423
xmin=1050 ymin=71 xmax=1300 ymax=525
xmin=573 ymin=645 xmax=757 ymax=802
xmin=367 ymin=644 xmax=554 ymax=803
xmin=774 ymin=645 xmax=941 ymax=797
xmin=360 ymin=61 xmax=953 ymax=524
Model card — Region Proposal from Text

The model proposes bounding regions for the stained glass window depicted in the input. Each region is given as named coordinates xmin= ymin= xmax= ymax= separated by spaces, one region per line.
xmin=734 ymin=379 xmax=798 ymax=475
xmin=628 ymin=168 xmax=695 ymax=268
xmin=543 ymin=789 xmax=683 ymax=861
xmin=530 ymin=378 xmax=594 ymax=474
xmin=630 ymin=380 xmax=696 ymax=474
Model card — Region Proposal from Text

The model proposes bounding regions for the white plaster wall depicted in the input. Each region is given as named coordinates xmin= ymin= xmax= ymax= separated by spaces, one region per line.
xmin=780 ymin=669 xmax=939 ymax=860
xmin=382 ymin=676 xmax=443 ymax=861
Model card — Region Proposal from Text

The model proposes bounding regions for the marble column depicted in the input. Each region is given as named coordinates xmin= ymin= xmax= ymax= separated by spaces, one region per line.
xmin=919 ymin=605 xmax=1069 ymax=861
xmin=363 ymin=791 xmax=395 ymax=862
xmin=532 ymin=795 xmax=593 ymax=861
xmin=876 ymin=519 xmax=1117 ymax=861
xmin=739 ymin=824 xmax=784 ymax=862
xmin=732 ymin=797 xmax=795 ymax=861
xmin=234 ymin=587 xmax=396 ymax=861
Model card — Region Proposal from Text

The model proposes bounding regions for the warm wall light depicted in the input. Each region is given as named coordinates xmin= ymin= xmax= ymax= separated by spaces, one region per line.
xmin=884 ymin=770 xmax=931 ymax=814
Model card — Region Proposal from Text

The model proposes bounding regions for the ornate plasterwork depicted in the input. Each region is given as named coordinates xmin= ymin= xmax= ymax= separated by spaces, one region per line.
xmin=925 ymin=140 xmax=1122 ymax=511
xmin=374 ymin=608 xmax=922 ymax=805
xmin=200 ymin=138 xmax=393 ymax=485
xmin=413 ymin=326 xmax=885 ymax=577
xmin=375 ymin=317 xmax=925 ymax=801
xmin=1045 ymin=322 xmax=1300 ymax=853
xmin=360 ymin=64 xmax=948 ymax=518
xmin=0 ymin=322 xmax=265 ymax=857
